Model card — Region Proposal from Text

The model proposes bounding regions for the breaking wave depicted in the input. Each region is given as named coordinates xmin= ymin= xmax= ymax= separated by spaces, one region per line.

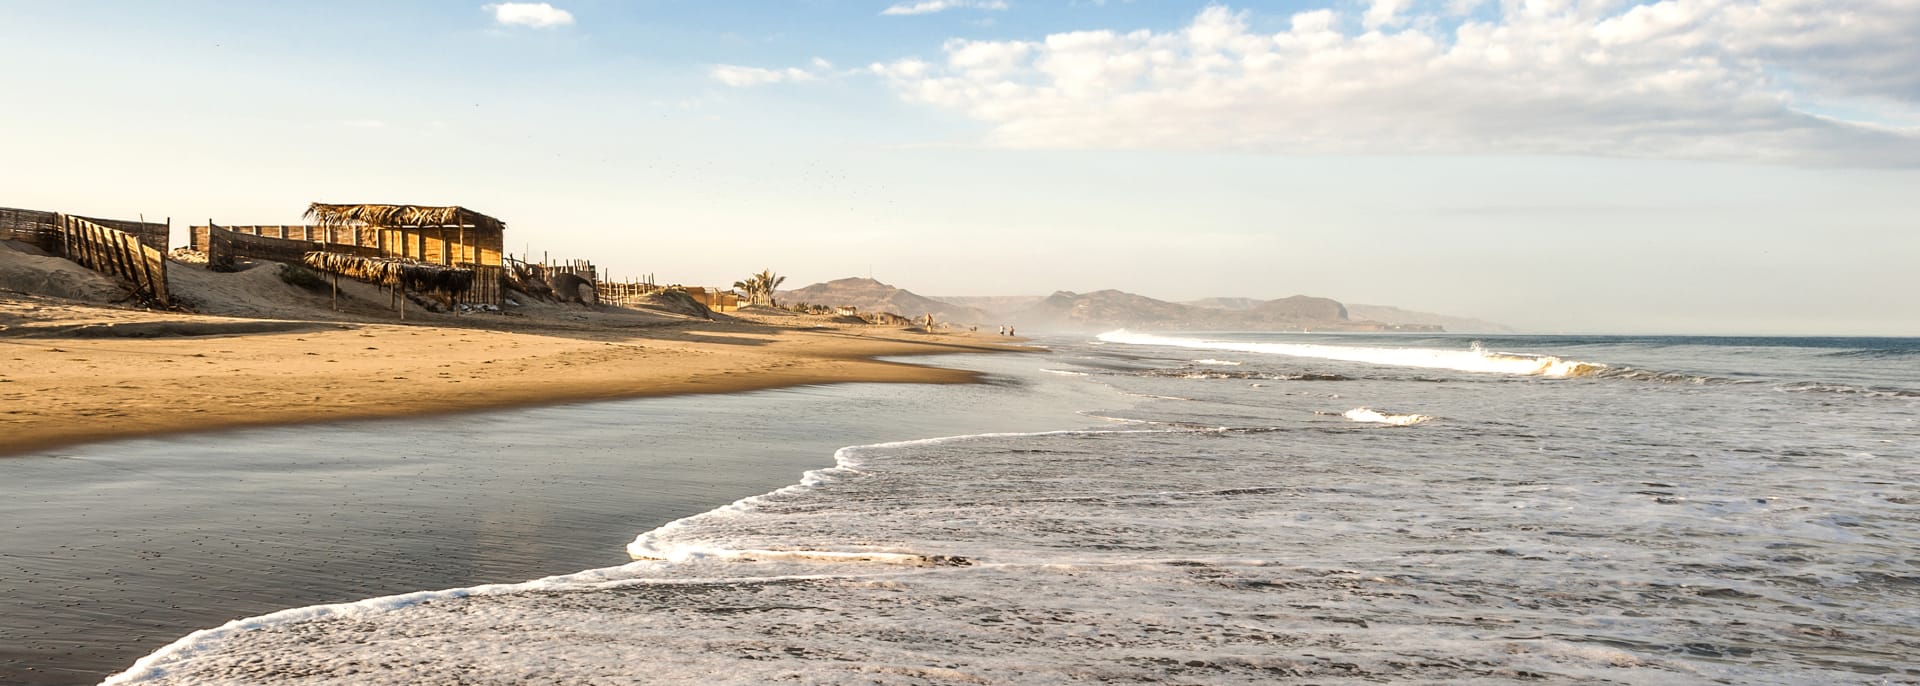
xmin=1142 ymin=369 xmax=1351 ymax=382
xmin=1098 ymin=331 xmax=1604 ymax=378
xmin=1821 ymin=348 xmax=1920 ymax=360
xmin=1341 ymin=408 xmax=1433 ymax=426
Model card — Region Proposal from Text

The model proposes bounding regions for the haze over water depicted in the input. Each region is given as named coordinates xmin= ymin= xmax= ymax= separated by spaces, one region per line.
xmin=101 ymin=333 xmax=1920 ymax=684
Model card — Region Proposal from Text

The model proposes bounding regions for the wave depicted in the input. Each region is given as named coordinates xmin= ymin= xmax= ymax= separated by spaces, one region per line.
xmin=1776 ymin=382 xmax=1920 ymax=399
xmin=1038 ymin=368 xmax=1089 ymax=376
xmin=1142 ymin=369 xmax=1352 ymax=382
xmin=1192 ymin=359 xmax=1242 ymax=366
xmin=1821 ymin=348 xmax=1920 ymax=360
xmin=1594 ymin=369 xmax=1919 ymax=397
xmin=1098 ymin=331 xmax=1605 ymax=378
xmin=110 ymin=429 xmax=1162 ymax=684
xmin=1342 ymin=407 xmax=1433 ymax=426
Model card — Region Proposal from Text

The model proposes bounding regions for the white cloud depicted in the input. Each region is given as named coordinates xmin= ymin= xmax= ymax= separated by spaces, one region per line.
xmin=484 ymin=2 xmax=574 ymax=28
xmin=1362 ymin=0 xmax=1413 ymax=30
xmin=710 ymin=62 xmax=826 ymax=87
xmin=870 ymin=2 xmax=1920 ymax=165
xmin=882 ymin=0 xmax=1010 ymax=17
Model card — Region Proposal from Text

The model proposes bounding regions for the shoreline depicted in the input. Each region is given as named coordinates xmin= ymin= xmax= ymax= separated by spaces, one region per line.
xmin=1 ymin=297 xmax=1033 ymax=459
xmin=1 ymin=347 xmax=1080 ymax=686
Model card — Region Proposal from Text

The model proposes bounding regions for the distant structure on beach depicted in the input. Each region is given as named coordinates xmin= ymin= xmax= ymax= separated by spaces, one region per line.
xmin=193 ymin=202 xmax=509 ymax=304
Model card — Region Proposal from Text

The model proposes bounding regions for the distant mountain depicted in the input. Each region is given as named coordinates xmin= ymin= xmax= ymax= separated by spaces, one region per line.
xmin=933 ymin=295 xmax=1045 ymax=316
xmin=780 ymin=281 xmax=1485 ymax=333
xmin=780 ymin=277 xmax=993 ymax=325
xmin=1010 ymin=290 xmax=1393 ymax=332
xmin=1251 ymin=295 xmax=1348 ymax=322
xmin=1182 ymin=297 xmax=1261 ymax=311
xmin=1014 ymin=290 xmax=1196 ymax=330
xmin=1346 ymin=304 xmax=1514 ymax=333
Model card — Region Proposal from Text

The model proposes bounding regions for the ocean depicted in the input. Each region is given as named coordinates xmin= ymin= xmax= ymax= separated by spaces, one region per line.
xmin=21 ymin=332 xmax=1920 ymax=684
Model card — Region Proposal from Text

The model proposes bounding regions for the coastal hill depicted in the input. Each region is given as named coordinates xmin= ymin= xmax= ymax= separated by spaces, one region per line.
xmin=1015 ymin=289 xmax=1194 ymax=330
xmin=780 ymin=277 xmax=993 ymax=325
xmin=1012 ymin=290 xmax=1381 ymax=332
xmin=933 ymin=295 xmax=1044 ymax=314
xmin=1181 ymin=297 xmax=1262 ymax=310
xmin=780 ymin=279 xmax=1508 ymax=333
xmin=1183 ymin=295 xmax=1348 ymax=320
xmin=1344 ymin=304 xmax=1515 ymax=333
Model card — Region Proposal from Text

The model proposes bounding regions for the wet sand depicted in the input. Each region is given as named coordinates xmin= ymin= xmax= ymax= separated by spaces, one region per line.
xmin=0 ymin=295 xmax=1023 ymax=458
xmin=0 ymin=292 xmax=1045 ymax=685
xmin=0 ymin=353 xmax=1102 ymax=686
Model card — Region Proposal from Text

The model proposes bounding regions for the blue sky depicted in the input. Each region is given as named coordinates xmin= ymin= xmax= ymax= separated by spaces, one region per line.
xmin=3 ymin=1 xmax=1917 ymax=334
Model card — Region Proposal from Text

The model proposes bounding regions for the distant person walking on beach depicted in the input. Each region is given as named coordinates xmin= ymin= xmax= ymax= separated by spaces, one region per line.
xmin=998 ymin=325 xmax=1006 ymax=335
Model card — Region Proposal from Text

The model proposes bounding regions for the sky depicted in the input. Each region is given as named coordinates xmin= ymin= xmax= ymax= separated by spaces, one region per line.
xmin=2 ymin=0 xmax=1916 ymax=335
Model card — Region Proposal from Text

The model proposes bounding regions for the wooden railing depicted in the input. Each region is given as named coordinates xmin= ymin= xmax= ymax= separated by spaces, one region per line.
xmin=0 ymin=207 xmax=61 ymax=251
xmin=204 ymin=224 xmax=380 ymax=269
xmin=56 ymin=215 xmax=170 ymax=306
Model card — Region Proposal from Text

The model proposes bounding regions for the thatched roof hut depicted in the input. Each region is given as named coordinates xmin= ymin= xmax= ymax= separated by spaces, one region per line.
xmin=301 ymin=202 xmax=505 ymax=268
xmin=300 ymin=202 xmax=508 ymax=304
xmin=304 ymin=203 xmax=505 ymax=234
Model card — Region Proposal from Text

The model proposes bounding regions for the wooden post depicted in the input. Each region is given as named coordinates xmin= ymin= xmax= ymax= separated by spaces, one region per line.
xmin=331 ymin=272 xmax=339 ymax=311
xmin=398 ymin=284 xmax=405 ymax=320
xmin=85 ymin=224 xmax=104 ymax=271
xmin=128 ymin=235 xmax=154 ymax=302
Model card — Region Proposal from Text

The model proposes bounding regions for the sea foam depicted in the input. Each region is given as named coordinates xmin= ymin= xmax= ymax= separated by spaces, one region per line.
xmin=1342 ymin=407 xmax=1433 ymax=425
xmin=1098 ymin=331 xmax=1604 ymax=377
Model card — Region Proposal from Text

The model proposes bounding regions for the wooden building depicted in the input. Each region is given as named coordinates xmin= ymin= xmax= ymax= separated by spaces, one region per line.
xmin=304 ymin=203 xmax=505 ymax=268
xmin=191 ymin=203 xmax=510 ymax=304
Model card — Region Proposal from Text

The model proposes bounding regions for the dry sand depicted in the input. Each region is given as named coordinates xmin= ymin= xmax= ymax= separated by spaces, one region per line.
xmin=0 ymin=288 xmax=1027 ymax=458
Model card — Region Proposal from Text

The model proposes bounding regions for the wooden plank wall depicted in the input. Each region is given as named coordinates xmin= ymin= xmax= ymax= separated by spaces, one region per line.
xmin=192 ymin=224 xmax=502 ymax=268
xmin=205 ymin=225 xmax=382 ymax=268
xmin=191 ymin=224 xmax=379 ymax=253
xmin=0 ymin=207 xmax=61 ymax=252
xmin=56 ymin=215 xmax=169 ymax=306
xmin=458 ymin=265 xmax=504 ymax=305
xmin=71 ymin=215 xmax=168 ymax=251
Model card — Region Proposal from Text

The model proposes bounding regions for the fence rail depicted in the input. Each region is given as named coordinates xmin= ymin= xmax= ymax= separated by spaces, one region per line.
xmin=72 ymin=215 xmax=168 ymax=251
xmin=57 ymin=215 xmax=170 ymax=306
xmin=205 ymin=224 xmax=382 ymax=269
xmin=191 ymin=224 xmax=378 ymax=253
xmin=0 ymin=207 xmax=60 ymax=251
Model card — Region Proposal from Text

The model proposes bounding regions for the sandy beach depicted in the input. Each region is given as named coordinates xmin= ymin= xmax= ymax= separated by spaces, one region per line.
xmin=0 ymin=249 xmax=1036 ymax=684
xmin=0 ymin=292 xmax=1023 ymax=459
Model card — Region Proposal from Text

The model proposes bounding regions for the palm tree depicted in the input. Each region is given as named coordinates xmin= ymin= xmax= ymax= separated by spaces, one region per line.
xmin=733 ymin=269 xmax=786 ymax=307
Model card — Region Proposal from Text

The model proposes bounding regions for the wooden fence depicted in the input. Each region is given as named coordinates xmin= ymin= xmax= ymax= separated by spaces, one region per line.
xmin=203 ymin=225 xmax=504 ymax=306
xmin=56 ymin=215 xmax=170 ymax=306
xmin=205 ymin=224 xmax=382 ymax=268
xmin=4 ymin=208 xmax=168 ymax=252
xmin=73 ymin=215 xmax=168 ymax=251
xmin=595 ymin=280 xmax=740 ymax=311
xmin=0 ymin=207 xmax=61 ymax=251
xmin=191 ymin=224 xmax=377 ymax=253
xmin=595 ymin=280 xmax=659 ymax=307
xmin=462 ymin=264 xmax=503 ymax=305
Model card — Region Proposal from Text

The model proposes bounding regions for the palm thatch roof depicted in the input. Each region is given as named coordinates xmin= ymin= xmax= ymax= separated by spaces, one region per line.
xmin=304 ymin=203 xmax=505 ymax=233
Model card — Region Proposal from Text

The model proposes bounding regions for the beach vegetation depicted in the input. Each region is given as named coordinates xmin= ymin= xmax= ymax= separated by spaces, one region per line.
xmin=276 ymin=263 xmax=329 ymax=292
xmin=733 ymin=269 xmax=786 ymax=307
